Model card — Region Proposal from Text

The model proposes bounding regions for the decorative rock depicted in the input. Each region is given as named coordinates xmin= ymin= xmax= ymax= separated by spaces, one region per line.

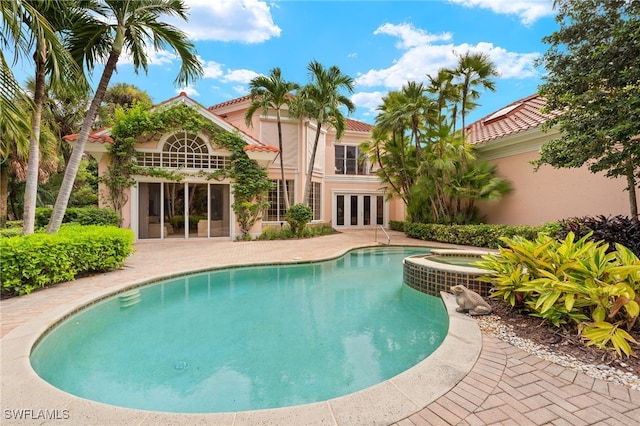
xmin=475 ymin=314 xmax=640 ymax=391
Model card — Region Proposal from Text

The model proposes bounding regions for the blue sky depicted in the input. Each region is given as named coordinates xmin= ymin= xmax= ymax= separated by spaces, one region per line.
xmin=16 ymin=0 xmax=559 ymax=125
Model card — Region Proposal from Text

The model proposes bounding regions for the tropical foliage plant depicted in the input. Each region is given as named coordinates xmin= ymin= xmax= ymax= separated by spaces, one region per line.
xmin=362 ymin=52 xmax=509 ymax=224
xmin=476 ymin=232 xmax=640 ymax=356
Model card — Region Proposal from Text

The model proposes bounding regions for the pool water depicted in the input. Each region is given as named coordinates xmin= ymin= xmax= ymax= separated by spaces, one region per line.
xmin=427 ymin=255 xmax=482 ymax=267
xmin=31 ymin=247 xmax=448 ymax=413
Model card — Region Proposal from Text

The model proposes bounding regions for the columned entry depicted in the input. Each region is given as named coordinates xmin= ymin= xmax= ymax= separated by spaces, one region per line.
xmin=333 ymin=193 xmax=385 ymax=227
xmin=137 ymin=182 xmax=230 ymax=239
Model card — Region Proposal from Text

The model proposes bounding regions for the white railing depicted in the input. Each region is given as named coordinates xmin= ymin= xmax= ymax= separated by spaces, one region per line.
xmin=375 ymin=225 xmax=390 ymax=245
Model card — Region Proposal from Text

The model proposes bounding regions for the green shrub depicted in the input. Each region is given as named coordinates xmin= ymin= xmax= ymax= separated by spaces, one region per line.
xmin=35 ymin=207 xmax=120 ymax=228
xmin=258 ymin=222 xmax=334 ymax=240
xmin=1 ymin=225 xmax=134 ymax=297
xmin=0 ymin=228 xmax=23 ymax=238
xmin=404 ymin=222 xmax=554 ymax=248
xmin=476 ymin=232 xmax=640 ymax=357
xmin=389 ymin=220 xmax=405 ymax=232
xmin=285 ymin=204 xmax=313 ymax=237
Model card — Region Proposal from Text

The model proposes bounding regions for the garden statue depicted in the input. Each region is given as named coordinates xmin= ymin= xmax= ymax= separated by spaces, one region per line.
xmin=451 ymin=285 xmax=492 ymax=316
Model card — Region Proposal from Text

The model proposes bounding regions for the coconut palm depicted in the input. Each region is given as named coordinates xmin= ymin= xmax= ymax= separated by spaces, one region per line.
xmin=1 ymin=0 xmax=80 ymax=233
xmin=450 ymin=51 xmax=498 ymax=141
xmin=297 ymin=61 xmax=354 ymax=207
xmin=245 ymin=68 xmax=299 ymax=210
xmin=47 ymin=0 xmax=203 ymax=233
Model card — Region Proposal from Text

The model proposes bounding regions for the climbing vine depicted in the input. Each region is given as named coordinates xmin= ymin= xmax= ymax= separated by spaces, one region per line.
xmin=101 ymin=103 xmax=273 ymax=237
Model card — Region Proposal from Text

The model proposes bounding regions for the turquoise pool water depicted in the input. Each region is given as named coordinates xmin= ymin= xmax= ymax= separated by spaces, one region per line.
xmin=30 ymin=247 xmax=448 ymax=413
xmin=427 ymin=255 xmax=483 ymax=267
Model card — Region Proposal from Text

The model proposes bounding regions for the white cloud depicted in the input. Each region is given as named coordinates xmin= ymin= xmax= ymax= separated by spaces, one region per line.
xmin=180 ymin=0 xmax=281 ymax=43
xmin=374 ymin=23 xmax=452 ymax=49
xmin=176 ymin=85 xmax=199 ymax=97
xmin=232 ymin=85 xmax=246 ymax=94
xmin=355 ymin=23 xmax=540 ymax=89
xmin=221 ymin=69 xmax=260 ymax=84
xmin=118 ymin=46 xmax=177 ymax=67
xmin=351 ymin=91 xmax=388 ymax=117
xmin=201 ymin=59 xmax=224 ymax=79
xmin=448 ymin=0 xmax=554 ymax=26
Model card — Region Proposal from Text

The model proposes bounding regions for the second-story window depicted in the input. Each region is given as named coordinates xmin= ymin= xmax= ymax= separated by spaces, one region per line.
xmin=335 ymin=145 xmax=366 ymax=175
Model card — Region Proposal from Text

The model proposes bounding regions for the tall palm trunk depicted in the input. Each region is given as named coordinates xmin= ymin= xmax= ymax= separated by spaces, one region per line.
xmin=22 ymin=38 xmax=46 ymax=234
xmin=47 ymin=50 xmax=120 ymax=233
xmin=276 ymin=110 xmax=289 ymax=209
xmin=302 ymin=123 xmax=322 ymax=206
xmin=0 ymin=162 xmax=8 ymax=228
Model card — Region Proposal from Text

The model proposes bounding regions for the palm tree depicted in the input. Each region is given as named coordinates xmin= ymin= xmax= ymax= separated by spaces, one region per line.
xmin=245 ymin=68 xmax=299 ymax=210
xmin=1 ymin=0 xmax=80 ymax=233
xmin=297 ymin=61 xmax=355 ymax=206
xmin=1 ymin=92 xmax=60 ymax=228
xmin=450 ymin=51 xmax=498 ymax=141
xmin=426 ymin=68 xmax=459 ymax=131
xmin=47 ymin=0 xmax=202 ymax=233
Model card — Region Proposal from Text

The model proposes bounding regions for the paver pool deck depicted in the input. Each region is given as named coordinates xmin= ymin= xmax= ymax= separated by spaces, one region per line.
xmin=1 ymin=229 xmax=638 ymax=425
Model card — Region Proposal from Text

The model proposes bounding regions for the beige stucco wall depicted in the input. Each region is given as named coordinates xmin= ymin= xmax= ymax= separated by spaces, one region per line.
xmin=477 ymin=149 xmax=634 ymax=225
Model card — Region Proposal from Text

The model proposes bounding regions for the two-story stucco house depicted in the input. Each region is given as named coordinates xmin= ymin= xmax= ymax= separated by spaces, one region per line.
xmin=65 ymin=92 xmax=403 ymax=240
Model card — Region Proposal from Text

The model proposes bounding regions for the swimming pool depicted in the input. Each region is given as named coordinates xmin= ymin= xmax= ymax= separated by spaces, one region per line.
xmin=30 ymin=247 xmax=448 ymax=413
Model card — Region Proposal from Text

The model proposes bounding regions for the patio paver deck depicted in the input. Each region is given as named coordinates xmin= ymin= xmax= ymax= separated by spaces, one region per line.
xmin=1 ymin=230 xmax=638 ymax=425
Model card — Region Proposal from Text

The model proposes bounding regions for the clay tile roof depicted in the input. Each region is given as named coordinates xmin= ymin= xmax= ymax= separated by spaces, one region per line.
xmin=62 ymin=131 xmax=113 ymax=144
xmin=346 ymin=118 xmax=374 ymax=132
xmin=243 ymin=144 xmax=280 ymax=153
xmin=208 ymin=95 xmax=251 ymax=111
xmin=466 ymin=94 xmax=560 ymax=145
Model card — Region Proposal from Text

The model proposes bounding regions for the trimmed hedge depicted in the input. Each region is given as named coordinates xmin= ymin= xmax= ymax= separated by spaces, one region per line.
xmin=35 ymin=206 xmax=120 ymax=228
xmin=1 ymin=225 xmax=134 ymax=297
xmin=404 ymin=222 xmax=559 ymax=248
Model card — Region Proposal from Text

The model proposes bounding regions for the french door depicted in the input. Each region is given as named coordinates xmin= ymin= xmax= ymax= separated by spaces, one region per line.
xmin=334 ymin=194 xmax=385 ymax=227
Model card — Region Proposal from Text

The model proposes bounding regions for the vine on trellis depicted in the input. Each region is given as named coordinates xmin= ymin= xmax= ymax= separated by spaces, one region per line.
xmin=101 ymin=103 xmax=273 ymax=237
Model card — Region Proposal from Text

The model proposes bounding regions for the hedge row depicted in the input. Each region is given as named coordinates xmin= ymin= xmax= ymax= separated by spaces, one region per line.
xmin=35 ymin=207 xmax=120 ymax=228
xmin=1 ymin=225 xmax=134 ymax=297
xmin=403 ymin=222 xmax=559 ymax=248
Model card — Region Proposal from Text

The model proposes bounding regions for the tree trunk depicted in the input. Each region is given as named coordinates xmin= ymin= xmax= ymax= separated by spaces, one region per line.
xmin=626 ymin=158 xmax=638 ymax=221
xmin=276 ymin=110 xmax=289 ymax=209
xmin=22 ymin=39 xmax=46 ymax=234
xmin=302 ymin=122 xmax=322 ymax=206
xmin=47 ymin=50 xmax=121 ymax=233
xmin=0 ymin=162 xmax=8 ymax=228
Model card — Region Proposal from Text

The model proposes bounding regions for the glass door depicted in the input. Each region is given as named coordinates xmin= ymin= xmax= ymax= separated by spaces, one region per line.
xmin=334 ymin=194 xmax=384 ymax=227
xmin=138 ymin=182 xmax=230 ymax=239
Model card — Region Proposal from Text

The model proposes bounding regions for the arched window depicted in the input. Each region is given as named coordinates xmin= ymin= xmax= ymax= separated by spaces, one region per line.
xmin=136 ymin=131 xmax=230 ymax=169
xmin=163 ymin=132 xmax=209 ymax=168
